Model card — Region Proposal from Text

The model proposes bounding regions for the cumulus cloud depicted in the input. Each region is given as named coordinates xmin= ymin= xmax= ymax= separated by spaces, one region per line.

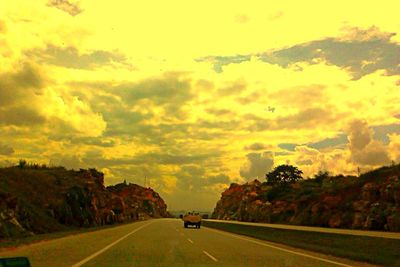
xmin=388 ymin=134 xmax=400 ymax=162
xmin=0 ymin=144 xmax=14 ymax=156
xmin=293 ymin=145 xmax=353 ymax=177
xmin=346 ymin=119 xmax=390 ymax=166
xmin=47 ymin=0 xmax=82 ymax=16
xmin=240 ymin=151 xmax=274 ymax=180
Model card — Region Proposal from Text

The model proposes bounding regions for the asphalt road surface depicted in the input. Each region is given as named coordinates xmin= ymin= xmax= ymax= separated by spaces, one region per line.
xmin=0 ymin=219 xmax=372 ymax=267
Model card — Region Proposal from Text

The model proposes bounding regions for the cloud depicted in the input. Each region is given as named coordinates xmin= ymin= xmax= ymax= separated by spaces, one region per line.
xmin=276 ymin=107 xmax=341 ymax=130
xmin=47 ymin=0 xmax=83 ymax=16
xmin=27 ymin=45 xmax=131 ymax=69
xmin=0 ymin=63 xmax=45 ymax=106
xmin=240 ymin=151 xmax=274 ymax=180
xmin=0 ymin=63 xmax=47 ymax=126
xmin=175 ymin=165 xmax=230 ymax=193
xmin=245 ymin=107 xmax=342 ymax=132
xmin=197 ymin=55 xmax=251 ymax=73
xmin=69 ymin=137 xmax=117 ymax=147
xmin=0 ymin=144 xmax=14 ymax=156
xmin=82 ymin=151 xmax=219 ymax=168
xmin=346 ymin=119 xmax=390 ymax=166
xmin=0 ymin=20 xmax=6 ymax=34
xmin=0 ymin=106 xmax=46 ymax=126
xmin=235 ymin=14 xmax=250 ymax=24
xmin=206 ymin=108 xmax=235 ymax=117
xmin=245 ymin=143 xmax=272 ymax=151
xmin=201 ymin=27 xmax=400 ymax=79
xmin=388 ymin=134 xmax=400 ymax=162
xmin=269 ymin=84 xmax=326 ymax=108
xmin=262 ymin=27 xmax=400 ymax=79
xmin=217 ymin=80 xmax=247 ymax=96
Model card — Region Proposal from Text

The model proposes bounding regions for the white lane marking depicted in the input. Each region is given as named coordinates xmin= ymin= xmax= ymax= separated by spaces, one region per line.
xmin=187 ymin=238 xmax=194 ymax=244
xmin=71 ymin=221 xmax=154 ymax=267
xmin=203 ymin=250 xmax=218 ymax=262
xmin=205 ymin=227 xmax=354 ymax=267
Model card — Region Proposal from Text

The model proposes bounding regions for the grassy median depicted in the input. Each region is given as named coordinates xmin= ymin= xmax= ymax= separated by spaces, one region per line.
xmin=203 ymin=221 xmax=400 ymax=266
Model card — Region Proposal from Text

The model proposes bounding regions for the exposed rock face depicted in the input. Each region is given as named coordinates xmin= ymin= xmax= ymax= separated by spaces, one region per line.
xmin=0 ymin=167 xmax=169 ymax=239
xmin=212 ymin=165 xmax=400 ymax=232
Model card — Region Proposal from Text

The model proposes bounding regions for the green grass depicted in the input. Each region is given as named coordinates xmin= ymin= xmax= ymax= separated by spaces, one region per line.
xmin=203 ymin=221 xmax=400 ymax=266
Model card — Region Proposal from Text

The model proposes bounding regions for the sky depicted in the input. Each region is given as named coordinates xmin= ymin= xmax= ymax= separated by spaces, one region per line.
xmin=0 ymin=0 xmax=399 ymax=211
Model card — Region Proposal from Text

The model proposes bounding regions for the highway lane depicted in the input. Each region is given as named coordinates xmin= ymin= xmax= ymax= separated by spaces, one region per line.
xmin=0 ymin=219 xmax=373 ymax=266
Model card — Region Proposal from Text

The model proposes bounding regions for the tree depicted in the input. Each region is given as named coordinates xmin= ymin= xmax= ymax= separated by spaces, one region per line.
xmin=266 ymin=164 xmax=303 ymax=186
xmin=314 ymin=170 xmax=329 ymax=183
xmin=18 ymin=159 xmax=27 ymax=168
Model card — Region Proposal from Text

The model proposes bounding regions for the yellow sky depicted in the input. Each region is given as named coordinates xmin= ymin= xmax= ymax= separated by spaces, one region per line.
xmin=0 ymin=0 xmax=399 ymax=210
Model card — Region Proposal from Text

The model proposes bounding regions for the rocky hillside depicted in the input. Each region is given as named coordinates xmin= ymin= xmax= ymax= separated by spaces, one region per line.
xmin=212 ymin=164 xmax=400 ymax=232
xmin=0 ymin=166 xmax=169 ymax=239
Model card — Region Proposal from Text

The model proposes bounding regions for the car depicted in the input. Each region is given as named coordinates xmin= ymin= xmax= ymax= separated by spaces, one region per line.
xmin=182 ymin=212 xmax=202 ymax=228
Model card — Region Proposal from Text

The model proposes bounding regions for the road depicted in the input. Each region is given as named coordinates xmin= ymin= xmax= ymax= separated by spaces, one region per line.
xmin=205 ymin=219 xmax=400 ymax=239
xmin=0 ymin=219 xmax=372 ymax=267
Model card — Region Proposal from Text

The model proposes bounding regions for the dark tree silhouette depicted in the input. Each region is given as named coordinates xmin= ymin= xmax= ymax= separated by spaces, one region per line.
xmin=314 ymin=170 xmax=329 ymax=183
xmin=266 ymin=164 xmax=303 ymax=186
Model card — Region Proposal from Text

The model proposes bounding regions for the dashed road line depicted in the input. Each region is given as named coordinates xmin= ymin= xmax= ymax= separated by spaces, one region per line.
xmin=203 ymin=250 xmax=218 ymax=262
xmin=71 ymin=221 xmax=154 ymax=267
xmin=187 ymin=238 xmax=194 ymax=244
xmin=205 ymin=227 xmax=354 ymax=267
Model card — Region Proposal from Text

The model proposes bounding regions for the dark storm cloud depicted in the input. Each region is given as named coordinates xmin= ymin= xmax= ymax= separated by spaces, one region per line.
xmin=0 ymin=144 xmax=14 ymax=156
xmin=47 ymin=0 xmax=82 ymax=16
xmin=27 ymin=45 xmax=131 ymax=69
xmin=200 ymin=27 xmax=400 ymax=79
